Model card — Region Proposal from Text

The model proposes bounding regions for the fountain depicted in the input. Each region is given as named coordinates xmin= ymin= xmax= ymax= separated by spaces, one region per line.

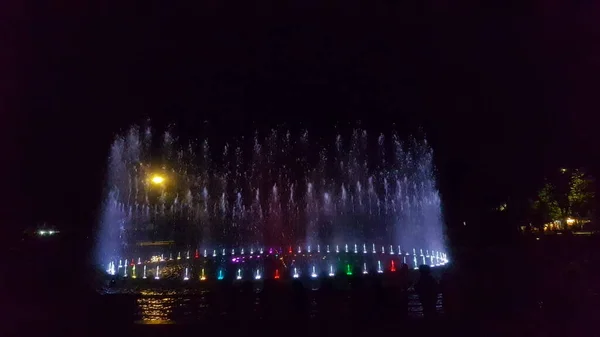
xmin=96 ymin=125 xmax=446 ymax=272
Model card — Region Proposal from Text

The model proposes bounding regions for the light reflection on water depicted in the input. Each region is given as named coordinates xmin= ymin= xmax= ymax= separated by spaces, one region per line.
xmin=131 ymin=287 xmax=442 ymax=324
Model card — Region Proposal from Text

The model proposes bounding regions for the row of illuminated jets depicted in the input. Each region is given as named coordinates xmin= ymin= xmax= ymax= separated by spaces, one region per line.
xmin=107 ymin=257 xmax=448 ymax=280
xmin=142 ymin=244 xmax=446 ymax=263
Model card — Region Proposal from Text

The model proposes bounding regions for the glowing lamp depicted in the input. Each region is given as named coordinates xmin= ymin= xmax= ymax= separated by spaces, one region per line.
xmin=150 ymin=175 xmax=165 ymax=184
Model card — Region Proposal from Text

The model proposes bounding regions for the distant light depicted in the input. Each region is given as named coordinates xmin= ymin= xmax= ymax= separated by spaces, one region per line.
xmin=150 ymin=175 xmax=165 ymax=184
xmin=566 ymin=218 xmax=575 ymax=225
xmin=37 ymin=229 xmax=59 ymax=236
xmin=560 ymin=168 xmax=567 ymax=173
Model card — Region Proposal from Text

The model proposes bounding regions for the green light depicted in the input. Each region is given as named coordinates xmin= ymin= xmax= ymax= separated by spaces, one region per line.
xmin=346 ymin=264 xmax=353 ymax=275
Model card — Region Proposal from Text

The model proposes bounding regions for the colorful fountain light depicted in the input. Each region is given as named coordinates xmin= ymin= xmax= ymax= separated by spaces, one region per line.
xmin=377 ymin=260 xmax=383 ymax=273
xmin=311 ymin=266 xmax=317 ymax=278
xmin=329 ymin=265 xmax=335 ymax=277
xmin=177 ymin=252 xmax=181 ymax=260
xmin=131 ymin=258 xmax=135 ymax=266
xmin=195 ymin=249 xmax=199 ymax=259
xmin=155 ymin=266 xmax=160 ymax=280
xmin=363 ymin=262 xmax=368 ymax=274
xmin=143 ymin=265 xmax=147 ymax=279
xmin=346 ymin=264 xmax=353 ymax=276
xmin=255 ymin=269 xmax=261 ymax=280
xmin=354 ymin=244 xmax=358 ymax=253
xmin=293 ymin=268 xmax=299 ymax=279
xmin=217 ymin=269 xmax=224 ymax=280
xmin=138 ymin=257 xmax=142 ymax=264
xmin=327 ymin=245 xmax=330 ymax=253
xmin=363 ymin=243 xmax=367 ymax=254
xmin=132 ymin=265 xmax=136 ymax=279
xmin=186 ymin=250 xmax=190 ymax=259
xmin=203 ymin=249 xmax=207 ymax=257
xmin=184 ymin=267 xmax=190 ymax=281
xmin=373 ymin=243 xmax=376 ymax=254
xmin=236 ymin=269 xmax=242 ymax=280
xmin=123 ymin=265 xmax=128 ymax=277
xmin=390 ymin=245 xmax=394 ymax=255
xmin=274 ymin=269 xmax=280 ymax=279
xmin=345 ymin=244 xmax=348 ymax=253
xmin=390 ymin=260 xmax=396 ymax=272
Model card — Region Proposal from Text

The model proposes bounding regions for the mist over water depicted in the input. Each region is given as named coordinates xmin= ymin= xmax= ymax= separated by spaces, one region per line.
xmin=96 ymin=124 xmax=444 ymax=265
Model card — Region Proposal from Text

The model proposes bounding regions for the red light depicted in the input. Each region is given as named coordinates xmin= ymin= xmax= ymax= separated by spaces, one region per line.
xmin=288 ymin=246 xmax=292 ymax=254
xmin=130 ymin=259 xmax=135 ymax=266
xmin=274 ymin=269 xmax=280 ymax=279
xmin=195 ymin=249 xmax=199 ymax=259
xmin=390 ymin=260 xmax=396 ymax=272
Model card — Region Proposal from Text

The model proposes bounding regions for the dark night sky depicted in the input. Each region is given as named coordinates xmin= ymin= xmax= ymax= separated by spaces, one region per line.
xmin=4 ymin=0 xmax=599 ymax=246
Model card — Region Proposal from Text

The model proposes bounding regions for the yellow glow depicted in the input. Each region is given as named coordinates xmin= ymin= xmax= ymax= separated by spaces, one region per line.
xmin=566 ymin=218 xmax=575 ymax=225
xmin=150 ymin=175 xmax=165 ymax=184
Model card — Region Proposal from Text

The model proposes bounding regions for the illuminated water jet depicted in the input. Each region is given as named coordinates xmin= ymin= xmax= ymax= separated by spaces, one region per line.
xmin=97 ymin=126 xmax=446 ymax=267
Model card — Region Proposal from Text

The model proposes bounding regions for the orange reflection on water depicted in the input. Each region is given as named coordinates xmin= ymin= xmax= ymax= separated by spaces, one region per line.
xmin=136 ymin=296 xmax=175 ymax=324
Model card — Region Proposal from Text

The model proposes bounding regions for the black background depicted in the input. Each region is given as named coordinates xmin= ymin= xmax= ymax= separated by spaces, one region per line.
xmin=4 ymin=0 xmax=599 ymax=250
